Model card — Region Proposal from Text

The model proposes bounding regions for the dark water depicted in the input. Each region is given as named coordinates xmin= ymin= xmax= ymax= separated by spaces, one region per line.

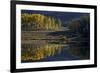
xmin=21 ymin=39 xmax=90 ymax=63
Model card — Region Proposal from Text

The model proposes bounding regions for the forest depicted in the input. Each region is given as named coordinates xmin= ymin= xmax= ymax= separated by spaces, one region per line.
xmin=21 ymin=10 xmax=90 ymax=62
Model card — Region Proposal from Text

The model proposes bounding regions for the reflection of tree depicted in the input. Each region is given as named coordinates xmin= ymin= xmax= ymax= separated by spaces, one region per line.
xmin=21 ymin=44 xmax=64 ymax=61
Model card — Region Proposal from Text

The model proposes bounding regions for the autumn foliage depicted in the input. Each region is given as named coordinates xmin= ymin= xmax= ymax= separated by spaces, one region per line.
xmin=21 ymin=13 xmax=62 ymax=31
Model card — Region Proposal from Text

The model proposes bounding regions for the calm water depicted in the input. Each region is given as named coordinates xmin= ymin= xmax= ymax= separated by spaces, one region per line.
xmin=21 ymin=39 xmax=90 ymax=63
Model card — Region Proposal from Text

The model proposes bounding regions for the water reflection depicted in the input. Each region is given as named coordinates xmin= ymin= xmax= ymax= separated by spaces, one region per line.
xmin=21 ymin=40 xmax=90 ymax=62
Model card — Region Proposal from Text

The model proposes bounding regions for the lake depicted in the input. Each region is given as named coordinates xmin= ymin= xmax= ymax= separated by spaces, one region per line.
xmin=21 ymin=39 xmax=90 ymax=63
